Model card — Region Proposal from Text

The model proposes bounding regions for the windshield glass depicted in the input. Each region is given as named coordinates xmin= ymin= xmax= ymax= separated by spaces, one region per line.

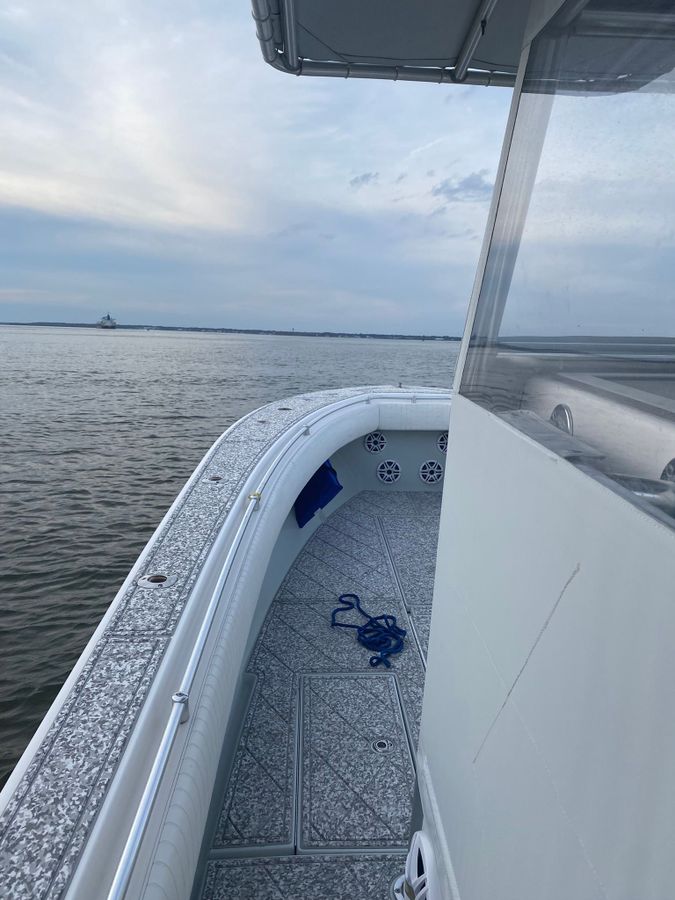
xmin=460 ymin=0 xmax=675 ymax=524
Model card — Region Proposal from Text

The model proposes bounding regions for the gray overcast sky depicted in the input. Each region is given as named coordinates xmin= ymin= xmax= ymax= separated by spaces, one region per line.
xmin=0 ymin=0 xmax=511 ymax=333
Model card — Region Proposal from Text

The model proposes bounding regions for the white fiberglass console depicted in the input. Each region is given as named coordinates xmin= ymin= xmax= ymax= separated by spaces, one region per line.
xmin=419 ymin=3 xmax=675 ymax=899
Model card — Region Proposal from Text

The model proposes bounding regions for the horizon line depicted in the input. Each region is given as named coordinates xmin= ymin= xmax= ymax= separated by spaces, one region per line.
xmin=0 ymin=320 xmax=462 ymax=341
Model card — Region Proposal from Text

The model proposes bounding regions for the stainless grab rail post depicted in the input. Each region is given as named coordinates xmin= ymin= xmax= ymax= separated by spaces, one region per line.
xmin=106 ymin=391 xmax=449 ymax=898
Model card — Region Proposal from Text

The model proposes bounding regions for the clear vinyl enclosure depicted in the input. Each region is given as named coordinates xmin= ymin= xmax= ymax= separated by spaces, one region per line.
xmin=460 ymin=0 xmax=675 ymax=524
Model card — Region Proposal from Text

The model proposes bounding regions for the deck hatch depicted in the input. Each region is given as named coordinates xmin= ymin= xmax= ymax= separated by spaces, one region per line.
xmin=298 ymin=673 xmax=415 ymax=851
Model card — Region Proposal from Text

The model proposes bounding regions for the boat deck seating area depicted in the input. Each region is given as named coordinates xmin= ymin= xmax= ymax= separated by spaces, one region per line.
xmin=197 ymin=489 xmax=441 ymax=899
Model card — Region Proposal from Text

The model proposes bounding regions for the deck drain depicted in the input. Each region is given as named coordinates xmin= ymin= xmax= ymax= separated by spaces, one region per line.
xmin=371 ymin=738 xmax=394 ymax=754
xmin=203 ymin=474 xmax=223 ymax=483
xmin=137 ymin=573 xmax=178 ymax=590
xmin=277 ymin=406 xmax=292 ymax=410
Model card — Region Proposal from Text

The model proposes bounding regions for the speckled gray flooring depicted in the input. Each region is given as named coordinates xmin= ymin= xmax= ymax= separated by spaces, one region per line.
xmin=203 ymin=854 xmax=405 ymax=899
xmin=300 ymin=674 xmax=414 ymax=850
xmin=202 ymin=490 xmax=440 ymax=898
xmin=380 ymin=511 xmax=440 ymax=659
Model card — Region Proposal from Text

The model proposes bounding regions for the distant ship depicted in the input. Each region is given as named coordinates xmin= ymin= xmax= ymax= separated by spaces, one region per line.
xmin=97 ymin=313 xmax=117 ymax=329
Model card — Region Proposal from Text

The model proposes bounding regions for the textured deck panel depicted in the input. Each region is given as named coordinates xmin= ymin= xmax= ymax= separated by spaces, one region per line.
xmin=211 ymin=491 xmax=440 ymax=860
xmin=0 ymin=637 xmax=166 ymax=898
xmin=381 ymin=513 xmax=440 ymax=659
xmin=300 ymin=674 xmax=414 ymax=850
xmin=203 ymin=854 xmax=404 ymax=900
xmin=0 ymin=386 xmax=446 ymax=900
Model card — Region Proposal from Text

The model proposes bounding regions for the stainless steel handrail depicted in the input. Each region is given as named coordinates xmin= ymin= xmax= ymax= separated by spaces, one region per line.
xmin=106 ymin=389 xmax=449 ymax=899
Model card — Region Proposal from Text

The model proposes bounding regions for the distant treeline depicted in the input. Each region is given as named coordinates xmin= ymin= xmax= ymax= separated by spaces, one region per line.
xmin=4 ymin=321 xmax=461 ymax=341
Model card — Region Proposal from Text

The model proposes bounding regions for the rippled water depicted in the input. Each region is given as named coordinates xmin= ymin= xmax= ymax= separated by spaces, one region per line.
xmin=0 ymin=325 xmax=458 ymax=787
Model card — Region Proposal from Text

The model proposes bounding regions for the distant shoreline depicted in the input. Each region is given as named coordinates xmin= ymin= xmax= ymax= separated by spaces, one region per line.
xmin=0 ymin=321 xmax=462 ymax=341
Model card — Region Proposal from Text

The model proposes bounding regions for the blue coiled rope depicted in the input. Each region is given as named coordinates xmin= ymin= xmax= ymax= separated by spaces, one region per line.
xmin=331 ymin=593 xmax=406 ymax=668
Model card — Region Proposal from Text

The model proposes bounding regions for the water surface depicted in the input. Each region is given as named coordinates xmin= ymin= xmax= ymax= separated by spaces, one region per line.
xmin=0 ymin=325 xmax=457 ymax=786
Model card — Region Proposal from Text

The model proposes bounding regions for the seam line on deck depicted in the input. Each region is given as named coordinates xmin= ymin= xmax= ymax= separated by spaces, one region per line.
xmin=377 ymin=516 xmax=427 ymax=671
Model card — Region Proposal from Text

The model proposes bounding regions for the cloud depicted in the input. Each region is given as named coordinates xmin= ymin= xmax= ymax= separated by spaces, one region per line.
xmin=349 ymin=172 xmax=379 ymax=189
xmin=0 ymin=5 xmax=260 ymax=232
xmin=431 ymin=170 xmax=494 ymax=203
xmin=0 ymin=1 xmax=511 ymax=333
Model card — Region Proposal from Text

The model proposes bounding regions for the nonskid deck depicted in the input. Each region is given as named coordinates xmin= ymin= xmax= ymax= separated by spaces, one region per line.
xmin=0 ymin=387 xmax=450 ymax=900
xmin=199 ymin=490 xmax=440 ymax=899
